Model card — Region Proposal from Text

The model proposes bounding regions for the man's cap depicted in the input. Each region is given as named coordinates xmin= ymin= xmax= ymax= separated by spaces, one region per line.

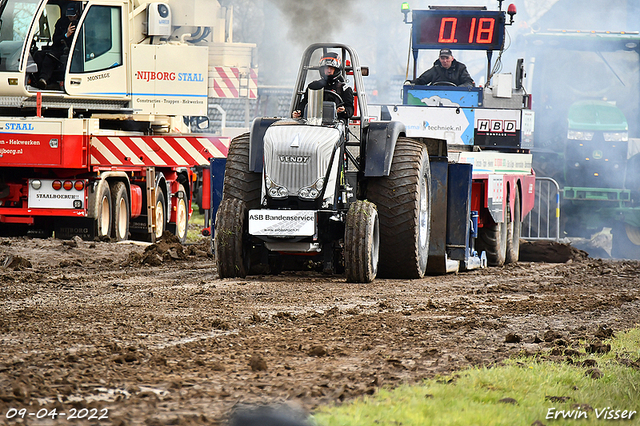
xmin=66 ymin=3 xmax=79 ymax=16
xmin=439 ymin=48 xmax=452 ymax=57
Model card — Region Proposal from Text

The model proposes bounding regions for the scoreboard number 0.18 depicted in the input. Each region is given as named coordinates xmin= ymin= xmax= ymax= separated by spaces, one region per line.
xmin=438 ymin=17 xmax=496 ymax=44
xmin=413 ymin=10 xmax=505 ymax=50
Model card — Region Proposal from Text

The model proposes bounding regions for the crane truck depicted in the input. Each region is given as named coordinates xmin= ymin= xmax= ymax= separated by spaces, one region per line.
xmin=213 ymin=1 xmax=535 ymax=282
xmin=0 ymin=0 xmax=256 ymax=242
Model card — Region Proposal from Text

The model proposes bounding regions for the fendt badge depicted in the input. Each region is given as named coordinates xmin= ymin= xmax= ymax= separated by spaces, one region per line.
xmin=278 ymin=155 xmax=310 ymax=164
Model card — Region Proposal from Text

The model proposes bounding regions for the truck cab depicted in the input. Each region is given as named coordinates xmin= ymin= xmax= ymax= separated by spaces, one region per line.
xmin=0 ymin=0 xmax=128 ymax=100
xmin=0 ymin=0 xmax=254 ymax=242
xmin=0 ymin=0 xmax=256 ymax=122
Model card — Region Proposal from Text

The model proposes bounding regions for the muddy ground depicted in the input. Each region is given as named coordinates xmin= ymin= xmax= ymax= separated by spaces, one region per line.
xmin=1 ymin=231 xmax=639 ymax=425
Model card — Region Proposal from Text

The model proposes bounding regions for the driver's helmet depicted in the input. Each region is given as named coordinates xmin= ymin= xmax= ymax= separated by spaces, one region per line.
xmin=319 ymin=52 xmax=341 ymax=70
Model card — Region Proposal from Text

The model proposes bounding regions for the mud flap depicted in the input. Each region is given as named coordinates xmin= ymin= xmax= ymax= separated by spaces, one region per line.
xmin=54 ymin=217 xmax=96 ymax=240
xmin=441 ymin=163 xmax=484 ymax=271
xmin=426 ymin=156 xmax=451 ymax=274
xmin=209 ymin=157 xmax=226 ymax=240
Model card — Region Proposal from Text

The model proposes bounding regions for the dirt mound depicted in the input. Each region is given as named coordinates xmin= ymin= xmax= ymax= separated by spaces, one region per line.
xmin=120 ymin=233 xmax=210 ymax=266
xmin=159 ymin=230 xmax=182 ymax=244
xmin=2 ymin=255 xmax=32 ymax=270
xmin=519 ymin=240 xmax=589 ymax=263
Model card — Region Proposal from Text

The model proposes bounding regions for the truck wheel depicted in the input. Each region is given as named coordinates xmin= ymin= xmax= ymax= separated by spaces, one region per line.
xmin=477 ymin=204 xmax=508 ymax=266
xmin=153 ymin=190 xmax=166 ymax=240
xmin=215 ymin=198 xmax=249 ymax=278
xmin=94 ymin=181 xmax=112 ymax=238
xmin=611 ymin=222 xmax=640 ymax=260
xmin=344 ymin=200 xmax=379 ymax=283
xmin=195 ymin=183 xmax=204 ymax=214
xmin=110 ymin=181 xmax=129 ymax=241
xmin=367 ymin=137 xmax=431 ymax=279
xmin=222 ymin=133 xmax=261 ymax=208
xmin=505 ymin=189 xmax=521 ymax=263
xmin=168 ymin=184 xmax=189 ymax=244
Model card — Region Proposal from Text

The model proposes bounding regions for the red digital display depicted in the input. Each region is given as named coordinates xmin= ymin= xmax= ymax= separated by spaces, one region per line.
xmin=412 ymin=10 xmax=505 ymax=51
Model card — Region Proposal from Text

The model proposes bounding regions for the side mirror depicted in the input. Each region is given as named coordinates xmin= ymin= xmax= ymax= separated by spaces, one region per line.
xmin=515 ymin=58 xmax=524 ymax=90
xmin=361 ymin=66 xmax=369 ymax=77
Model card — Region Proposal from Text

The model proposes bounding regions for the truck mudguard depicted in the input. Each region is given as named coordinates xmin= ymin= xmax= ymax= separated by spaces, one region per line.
xmin=364 ymin=121 xmax=406 ymax=177
xmin=249 ymin=117 xmax=279 ymax=173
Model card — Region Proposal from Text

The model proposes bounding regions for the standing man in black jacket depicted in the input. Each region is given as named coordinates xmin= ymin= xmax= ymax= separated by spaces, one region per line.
xmin=412 ymin=48 xmax=475 ymax=87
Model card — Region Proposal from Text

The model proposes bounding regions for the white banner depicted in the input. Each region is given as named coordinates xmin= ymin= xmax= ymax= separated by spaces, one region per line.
xmin=248 ymin=210 xmax=316 ymax=237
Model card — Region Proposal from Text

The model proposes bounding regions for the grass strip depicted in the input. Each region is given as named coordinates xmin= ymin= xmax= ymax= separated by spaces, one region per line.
xmin=313 ymin=328 xmax=640 ymax=426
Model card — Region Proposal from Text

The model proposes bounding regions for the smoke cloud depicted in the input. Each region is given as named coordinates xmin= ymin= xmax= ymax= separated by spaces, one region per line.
xmin=268 ymin=0 xmax=360 ymax=49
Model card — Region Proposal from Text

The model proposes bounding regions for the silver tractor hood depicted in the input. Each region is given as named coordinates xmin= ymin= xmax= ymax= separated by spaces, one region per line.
xmin=262 ymin=123 xmax=342 ymax=206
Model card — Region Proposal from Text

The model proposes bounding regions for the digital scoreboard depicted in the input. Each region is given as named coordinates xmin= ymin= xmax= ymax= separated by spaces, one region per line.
xmin=412 ymin=10 xmax=506 ymax=51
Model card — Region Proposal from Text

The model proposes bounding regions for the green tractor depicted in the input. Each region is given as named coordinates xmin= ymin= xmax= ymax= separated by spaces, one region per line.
xmin=561 ymin=101 xmax=630 ymax=238
xmin=560 ymin=100 xmax=640 ymax=258
xmin=522 ymin=30 xmax=640 ymax=258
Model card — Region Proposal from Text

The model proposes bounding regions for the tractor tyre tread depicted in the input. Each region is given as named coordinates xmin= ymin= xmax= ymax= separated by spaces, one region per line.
xmin=222 ymin=133 xmax=261 ymax=208
xmin=367 ymin=137 xmax=430 ymax=279
xmin=345 ymin=200 xmax=379 ymax=283
xmin=611 ymin=222 xmax=640 ymax=260
xmin=215 ymin=198 xmax=248 ymax=278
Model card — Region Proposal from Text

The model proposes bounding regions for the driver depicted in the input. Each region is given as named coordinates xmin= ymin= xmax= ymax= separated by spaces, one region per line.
xmin=411 ymin=48 xmax=475 ymax=87
xmin=293 ymin=52 xmax=354 ymax=120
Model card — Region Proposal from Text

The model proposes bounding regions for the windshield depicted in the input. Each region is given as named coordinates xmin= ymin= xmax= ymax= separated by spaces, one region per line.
xmin=0 ymin=0 xmax=39 ymax=71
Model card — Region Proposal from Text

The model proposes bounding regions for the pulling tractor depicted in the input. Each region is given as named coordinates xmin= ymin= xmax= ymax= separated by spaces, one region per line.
xmin=215 ymin=43 xmax=433 ymax=283
xmin=214 ymin=2 xmax=536 ymax=281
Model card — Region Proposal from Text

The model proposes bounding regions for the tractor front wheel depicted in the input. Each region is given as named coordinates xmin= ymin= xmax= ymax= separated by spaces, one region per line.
xmin=344 ymin=200 xmax=379 ymax=283
xmin=215 ymin=198 xmax=249 ymax=278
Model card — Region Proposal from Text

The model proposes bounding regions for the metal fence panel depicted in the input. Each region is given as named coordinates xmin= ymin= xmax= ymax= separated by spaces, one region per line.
xmin=522 ymin=177 xmax=561 ymax=241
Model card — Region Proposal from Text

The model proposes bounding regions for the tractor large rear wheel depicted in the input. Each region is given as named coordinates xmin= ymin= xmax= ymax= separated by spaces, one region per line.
xmin=215 ymin=133 xmax=263 ymax=275
xmin=506 ymin=189 xmax=521 ymax=264
xmin=222 ymin=133 xmax=261 ymax=208
xmin=477 ymin=203 xmax=508 ymax=266
xmin=367 ymin=137 xmax=431 ymax=279
xmin=344 ymin=200 xmax=379 ymax=283
xmin=215 ymin=198 xmax=249 ymax=278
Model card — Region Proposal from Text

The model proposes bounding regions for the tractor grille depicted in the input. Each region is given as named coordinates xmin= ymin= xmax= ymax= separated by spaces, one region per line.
xmin=263 ymin=124 xmax=340 ymax=197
